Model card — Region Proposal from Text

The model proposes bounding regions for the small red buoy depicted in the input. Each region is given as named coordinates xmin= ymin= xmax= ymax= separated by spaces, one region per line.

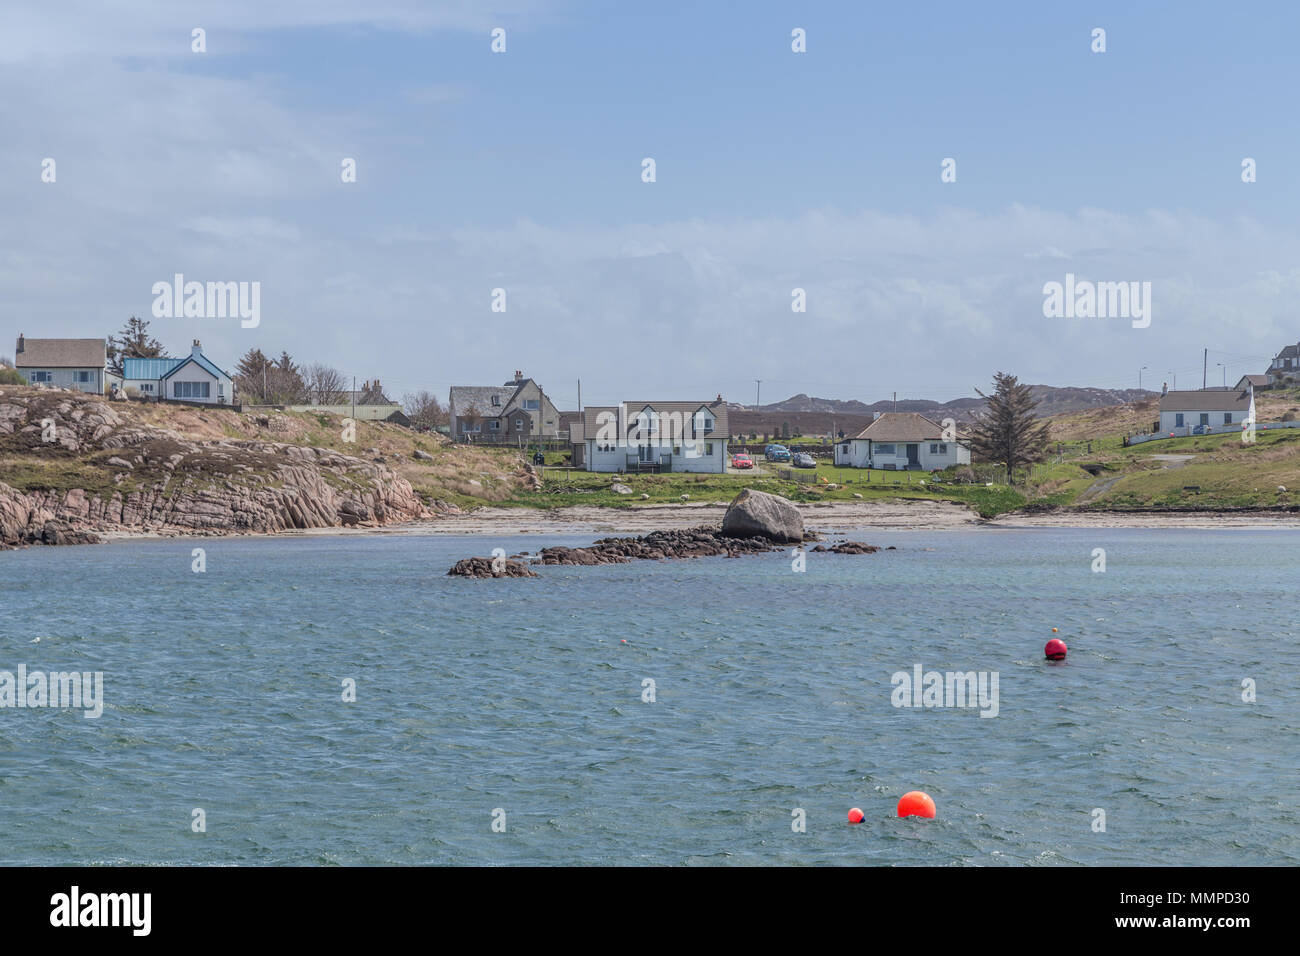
xmin=896 ymin=791 xmax=936 ymax=818
xmin=848 ymin=807 xmax=864 ymax=824
xmin=1045 ymin=638 xmax=1068 ymax=661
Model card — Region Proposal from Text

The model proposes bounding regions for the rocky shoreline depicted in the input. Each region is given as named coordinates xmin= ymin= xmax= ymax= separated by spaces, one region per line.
xmin=1 ymin=388 xmax=433 ymax=550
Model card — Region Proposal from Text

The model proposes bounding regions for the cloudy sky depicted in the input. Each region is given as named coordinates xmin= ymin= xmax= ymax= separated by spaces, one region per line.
xmin=5 ymin=0 xmax=1299 ymax=408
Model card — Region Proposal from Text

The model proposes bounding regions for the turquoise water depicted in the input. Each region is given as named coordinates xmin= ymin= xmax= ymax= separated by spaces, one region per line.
xmin=0 ymin=527 xmax=1296 ymax=865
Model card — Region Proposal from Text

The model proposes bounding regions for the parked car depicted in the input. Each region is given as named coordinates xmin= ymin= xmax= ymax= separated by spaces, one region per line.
xmin=792 ymin=452 xmax=817 ymax=468
xmin=1191 ymin=424 xmax=1210 ymax=435
xmin=730 ymin=453 xmax=755 ymax=470
xmin=764 ymin=444 xmax=791 ymax=462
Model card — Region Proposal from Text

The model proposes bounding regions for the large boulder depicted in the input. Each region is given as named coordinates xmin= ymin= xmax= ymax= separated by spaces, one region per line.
xmin=720 ymin=489 xmax=803 ymax=543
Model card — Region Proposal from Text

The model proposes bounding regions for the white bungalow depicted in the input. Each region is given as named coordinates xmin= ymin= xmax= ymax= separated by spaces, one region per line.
xmin=834 ymin=412 xmax=971 ymax=471
xmin=576 ymin=399 xmax=729 ymax=473
xmin=1157 ymin=386 xmax=1254 ymax=436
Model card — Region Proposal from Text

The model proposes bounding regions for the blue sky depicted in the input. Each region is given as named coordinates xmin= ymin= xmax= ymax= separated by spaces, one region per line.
xmin=4 ymin=1 xmax=1299 ymax=408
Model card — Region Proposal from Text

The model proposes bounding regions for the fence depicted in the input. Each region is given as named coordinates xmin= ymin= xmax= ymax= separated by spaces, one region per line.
xmin=1126 ymin=419 xmax=1300 ymax=446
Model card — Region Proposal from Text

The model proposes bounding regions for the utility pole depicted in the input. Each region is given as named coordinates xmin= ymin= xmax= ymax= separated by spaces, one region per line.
xmin=893 ymin=391 xmax=897 ymax=412
xmin=351 ymin=376 xmax=355 ymax=422
xmin=1203 ymin=348 xmax=1208 ymax=390
xmin=755 ymin=380 xmax=761 ymax=409
xmin=577 ymin=379 xmax=582 ymax=413
xmin=1140 ymin=366 xmax=1148 ymax=392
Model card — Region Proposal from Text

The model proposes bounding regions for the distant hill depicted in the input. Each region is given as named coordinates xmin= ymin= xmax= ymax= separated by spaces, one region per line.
xmin=727 ymin=387 xmax=1154 ymax=439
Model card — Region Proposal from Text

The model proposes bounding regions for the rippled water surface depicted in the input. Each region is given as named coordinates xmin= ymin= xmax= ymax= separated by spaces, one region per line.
xmin=1 ymin=527 xmax=1296 ymax=865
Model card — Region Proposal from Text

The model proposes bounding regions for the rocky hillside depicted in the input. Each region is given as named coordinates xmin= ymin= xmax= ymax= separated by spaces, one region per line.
xmin=0 ymin=387 xmax=471 ymax=548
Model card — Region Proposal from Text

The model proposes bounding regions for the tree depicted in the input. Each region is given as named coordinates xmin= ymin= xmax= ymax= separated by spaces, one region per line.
xmin=0 ymin=355 xmax=23 ymax=385
xmin=459 ymin=402 xmax=483 ymax=439
xmin=403 ymin=390 xmax=448 ymax=430
xmin=302 ymin=362 xmax=347 ymax=405
xmin=968 ymin=372 xmax=1051 ymax=484
xmin=107 ymin=316 xmax=164 ymax=376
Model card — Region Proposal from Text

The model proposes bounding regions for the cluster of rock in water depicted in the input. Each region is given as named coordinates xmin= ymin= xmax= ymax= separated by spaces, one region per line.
xmin=447 ymin=488 xmax=889 ymax=577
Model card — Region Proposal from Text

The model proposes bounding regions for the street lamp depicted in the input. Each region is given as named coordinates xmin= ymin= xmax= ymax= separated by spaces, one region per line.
xmin=1216 ymin=362 xmax=1226 ymax=388
xmin=1140 ymin=366 xmax=1148 ymax=391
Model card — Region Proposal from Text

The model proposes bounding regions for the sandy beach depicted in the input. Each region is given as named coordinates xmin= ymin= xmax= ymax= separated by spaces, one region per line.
xmin=76 ymin=499 xmax=1300 ymax=545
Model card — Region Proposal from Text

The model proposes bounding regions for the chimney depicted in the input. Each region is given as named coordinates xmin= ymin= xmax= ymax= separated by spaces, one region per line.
xmin=514 ymin=370 xmax=523 ymax=383
xmin=16 ymin=334 xmax=23 ymax=355
xmin=715 ymin=393 xmax=722 ymax=403
xmin=1162 ymin=382 xmax=1168 ymax=396
xmin=191 ymin=339 xmax=202 ymax=356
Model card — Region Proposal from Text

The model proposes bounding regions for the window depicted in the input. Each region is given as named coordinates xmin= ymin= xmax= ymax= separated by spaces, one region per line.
xmin=516 ymin=419 xmax=525 ymax=431
xmin=30 ymin=370 xmax=51 ymax=383
xmin=1199 ymin=413 xmax=1209 ymax=426
xmin=875 ymin=443 xmax=895 ymax=455
xmin=489 ymin=420 xmax=500 ymax=431
xmin=490 ymin=395 xmax=500 ymax=406
xmin=930 ymin=443 xmax=948 ymax=455
xmin=1224 ymin=413 xmax=1233 ymax=424
xmin=140 ymin=383 xmax=153 ymax=393
xmin=173 ymin=381 xmax=211 ymax=399
xmin=1175 ymin=414 xmax=1184 ymax=427
xmin=523 ymin=399 xmax=539 ymax=410
xmin=75 ymin=370 xmax=92 ymax=383
xmin=704 ymin=442 xmax=714 ymax=456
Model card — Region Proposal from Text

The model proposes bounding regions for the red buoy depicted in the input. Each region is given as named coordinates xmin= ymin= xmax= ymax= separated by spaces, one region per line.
xmin=896 ymin=791 xmax=936 ymax=818
xmin=848 ymin=807 xmax=864 ymax=824
xmin=1045 ymin=638 xmax=1068 ymax=661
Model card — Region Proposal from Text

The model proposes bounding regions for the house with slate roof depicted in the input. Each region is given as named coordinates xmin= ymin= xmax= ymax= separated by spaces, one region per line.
xmin=123 ymin=340 xmax=233 ymax=405
xmin=833 ymin=412 xmax=971 ymax=471
xmin=575 ymin=399 xmax=729 ymax=473
xmin=448 ymin=370 xmax=562 ymax=439
xmin=1267 ymin=342 xmax=1300 ymax=386
xmin=13 ymin=335 xmax=111 ymax=394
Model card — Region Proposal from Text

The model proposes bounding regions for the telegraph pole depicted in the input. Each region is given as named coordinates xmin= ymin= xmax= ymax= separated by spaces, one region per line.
xmin=755 ymin=380 xmax=761 ymax=409
xmin=1202 ymin=348 xmax=1208 ymax=390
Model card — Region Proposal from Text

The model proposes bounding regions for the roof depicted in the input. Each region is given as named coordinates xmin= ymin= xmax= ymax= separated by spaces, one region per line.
xmin=450 ymin=385 xmax=518 ymax=417
xmin=1159 ymin=389 xmax=1252 ymax=412
xmin=123 ymin=357 xmax=185 ymax=379
xmin=848 ymin=412 xmax=954 ymax=442
xmin=1237 ymin=374 xmax=1269 ymax=388
xmin=581 ymin=400 xmax=729 ymax=440
xmin=160 ymin=352 xmax=231 ymax=381
xmin=1274 ymin=344 xmax=1300 ymax=362
xmin=15 ymin=338 xmax=106 ymax=368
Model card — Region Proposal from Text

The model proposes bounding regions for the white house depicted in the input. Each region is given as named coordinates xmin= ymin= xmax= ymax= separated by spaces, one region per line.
xmin=123 ymin=340 xmax=233 ymax=405
xmin=13 ymin=335 xmax=112 ymax=394
xmin=1158 ymin=386 xmax=1254 ymax=436
xmin=577 ymin=399 xmax=729 ymax=473
xmin=834 ymin=412 xmax=971 ymax=471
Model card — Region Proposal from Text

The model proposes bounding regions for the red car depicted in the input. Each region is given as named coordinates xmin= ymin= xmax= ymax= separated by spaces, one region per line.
xmin=731 ymin=453 xmax=754 ymax=469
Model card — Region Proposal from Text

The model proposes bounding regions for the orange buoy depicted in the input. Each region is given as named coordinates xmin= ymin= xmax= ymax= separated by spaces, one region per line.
xmin=1045 ymin=638 xmax=1068 ymax=661
xmin=896 ymin=791 xmax=936 ymax=818
xmin=1051 ymin=627 xmax=1058 ymax=633
xmin=848 ymin=807 xmax=864 ymax=824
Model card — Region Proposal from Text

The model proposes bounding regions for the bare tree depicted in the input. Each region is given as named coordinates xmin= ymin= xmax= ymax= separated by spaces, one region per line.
xmin=302 ymin=362 xmax=348 ymax=405
xmin=403 ymin=390 xmax=448 ymax=429
xmin=459 ymin=402 xmax=483 ymax=439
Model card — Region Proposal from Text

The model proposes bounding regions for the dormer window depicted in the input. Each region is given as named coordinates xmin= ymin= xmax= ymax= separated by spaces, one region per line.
xmin=491 ymin=395 xmax=500 ymax=406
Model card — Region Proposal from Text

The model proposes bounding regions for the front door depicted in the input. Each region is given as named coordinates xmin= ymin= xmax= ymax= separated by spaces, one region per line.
xmin=906 ymin=443 xmax=920 ymax=468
